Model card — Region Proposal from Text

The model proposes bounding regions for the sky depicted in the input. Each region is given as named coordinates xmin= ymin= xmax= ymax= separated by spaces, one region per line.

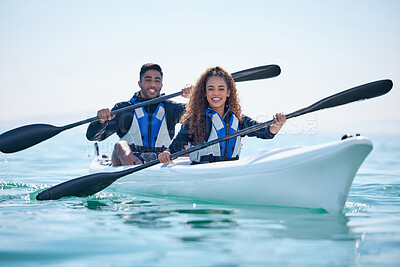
xmin=0 ymin=0 xmax=399 ymax=137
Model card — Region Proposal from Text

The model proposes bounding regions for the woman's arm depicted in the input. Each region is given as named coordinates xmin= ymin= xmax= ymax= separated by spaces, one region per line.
xmin=240 ymin=113 xmax=286 ymax=139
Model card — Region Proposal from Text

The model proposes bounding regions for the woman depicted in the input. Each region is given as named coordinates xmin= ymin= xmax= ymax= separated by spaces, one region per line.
xmin=158 ymin=66 xmax=286 ymax=164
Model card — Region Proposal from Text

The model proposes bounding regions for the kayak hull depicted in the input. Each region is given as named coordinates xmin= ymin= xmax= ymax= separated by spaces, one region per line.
xmin=90 ymin=136 xmax=373 ymax=213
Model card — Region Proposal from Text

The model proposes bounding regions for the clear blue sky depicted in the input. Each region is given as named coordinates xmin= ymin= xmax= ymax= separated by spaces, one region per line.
xmin=1 ymin=0 xmax=399 ymax=135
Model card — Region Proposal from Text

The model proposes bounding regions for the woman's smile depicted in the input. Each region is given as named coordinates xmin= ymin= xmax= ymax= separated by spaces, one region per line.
xmin=205 ymin=76 xmax=230 ymax=117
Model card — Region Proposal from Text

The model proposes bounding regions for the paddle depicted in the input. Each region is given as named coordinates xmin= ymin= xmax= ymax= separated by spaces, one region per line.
xmin=0 ymin=64 xmax=281 ymax=154
xmin=35 ymin=79 xmax=393 ymax=201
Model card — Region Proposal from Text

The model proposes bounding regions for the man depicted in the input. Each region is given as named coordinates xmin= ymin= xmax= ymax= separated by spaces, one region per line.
xmin=86 ymin=63 xmax=191 ymax=166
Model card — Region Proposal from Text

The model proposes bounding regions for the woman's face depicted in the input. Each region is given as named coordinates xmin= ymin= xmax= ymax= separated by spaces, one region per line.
xmin=205 ymin=76 xmax=230 ymax=114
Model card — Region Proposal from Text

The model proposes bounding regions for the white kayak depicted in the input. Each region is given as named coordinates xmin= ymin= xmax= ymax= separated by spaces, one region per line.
xmin=90 ymin=136 xmax=373 ymax=213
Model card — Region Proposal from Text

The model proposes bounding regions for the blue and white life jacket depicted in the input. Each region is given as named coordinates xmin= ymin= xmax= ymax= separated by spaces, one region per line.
xmin=189 ymin=108 xmax=241 ymax=163
xmin=120 ymin=97 xmax=171 ymax=152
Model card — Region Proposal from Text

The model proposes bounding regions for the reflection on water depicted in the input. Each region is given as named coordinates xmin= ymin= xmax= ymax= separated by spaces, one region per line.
xmin=71 ymin=193 xmax=358 ymax=242
xmin=118 ymin=210 xmax=172 ymax=229
xmin=185 ymin=218 xmax=239 ymax=229
xmin=84 ymin=200 xmax=109 ymax=210
xmin=1 ymin=179 xmax=358 ymax=244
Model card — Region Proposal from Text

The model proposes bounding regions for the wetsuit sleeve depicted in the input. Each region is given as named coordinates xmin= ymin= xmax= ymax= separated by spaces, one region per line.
xmin=86 ymin=120 xmax=111 ymax=141
xmin=164 ymin=101 xmax=186 ymax=124
xmin=167 ymin=122 xmax=193 ymax=154
xmin=86 ymin=102 xmax=133 ymax=141
xmin=240 ymin=115 xmax=276 ymax=139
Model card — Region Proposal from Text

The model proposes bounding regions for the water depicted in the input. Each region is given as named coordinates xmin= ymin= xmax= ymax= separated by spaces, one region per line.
xmin=1 ymin=129 xmax=399 ymax=266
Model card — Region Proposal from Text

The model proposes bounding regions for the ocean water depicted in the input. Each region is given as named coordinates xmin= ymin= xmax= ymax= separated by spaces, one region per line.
xmin=1 ymin=129 xmax=399 ymax=266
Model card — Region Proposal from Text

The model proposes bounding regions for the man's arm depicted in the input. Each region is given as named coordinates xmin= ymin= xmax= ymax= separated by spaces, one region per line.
xmin=86 ymin=101 xmax=133 ymax=141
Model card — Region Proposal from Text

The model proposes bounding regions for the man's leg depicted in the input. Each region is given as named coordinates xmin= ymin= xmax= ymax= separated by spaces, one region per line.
xmin=111 ymin=141 xmax=143 ymax=166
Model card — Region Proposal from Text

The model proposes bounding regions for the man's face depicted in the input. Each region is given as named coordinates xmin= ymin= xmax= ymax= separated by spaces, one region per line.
xmin=138 ymin=69 xmax=163 ymax=99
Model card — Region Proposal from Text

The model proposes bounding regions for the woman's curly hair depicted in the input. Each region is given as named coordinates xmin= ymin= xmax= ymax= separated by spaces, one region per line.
xmin=181 ymin=66 xmax=243 ymax=142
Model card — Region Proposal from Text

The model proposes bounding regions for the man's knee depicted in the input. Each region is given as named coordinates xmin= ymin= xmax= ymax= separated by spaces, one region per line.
xmin=114 ymin=141 xmax=131 ymax=154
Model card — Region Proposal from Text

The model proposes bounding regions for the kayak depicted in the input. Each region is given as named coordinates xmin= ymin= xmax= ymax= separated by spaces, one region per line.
xmin=89 ymin=136 xmax=373 ymax=213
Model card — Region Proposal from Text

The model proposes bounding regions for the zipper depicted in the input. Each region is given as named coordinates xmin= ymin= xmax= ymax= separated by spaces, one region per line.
xmin=223 ymin=112 xmax=229 ymax=157
xmin=147 ymin=106 xmax=152 ymax=147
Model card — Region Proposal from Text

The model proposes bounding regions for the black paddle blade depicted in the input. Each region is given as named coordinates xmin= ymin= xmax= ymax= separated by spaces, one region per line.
xmin=36 ymin=160 xmax=160 ymax=200
xmin=232 ymin=65 xmax=281 ymax=82
xmin=289 ymin=79 xmax=393 ymax=118
xmin=36 ymin=170 xmax=128 ymax=200
xmin=0 ymin=124 xmax=66 ymax=154
xmin=312 ymin=79 xmax=393 ymax=110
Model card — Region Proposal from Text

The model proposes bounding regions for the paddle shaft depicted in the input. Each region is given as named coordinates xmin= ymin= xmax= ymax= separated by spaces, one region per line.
xmin=63 ymin=91 xmax=183 ymax=130
xmin=0 ymin=64 xmax=281 ymax=154
xmin=57 ymin=65 xmax=282 ymax=128
xmin=35 ymin=79 xmax=393 ymax=201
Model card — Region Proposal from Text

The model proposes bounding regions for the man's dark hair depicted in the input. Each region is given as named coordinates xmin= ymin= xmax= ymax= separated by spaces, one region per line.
xmin=139 ymin=63 xmax=163 ymax=81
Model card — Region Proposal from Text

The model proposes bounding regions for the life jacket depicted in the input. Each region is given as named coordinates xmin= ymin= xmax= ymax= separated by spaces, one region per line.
xmin=120 ymin=97 xmax=171 ymax=152
xmin=189 ymin=108 xmax=241 ymax=163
